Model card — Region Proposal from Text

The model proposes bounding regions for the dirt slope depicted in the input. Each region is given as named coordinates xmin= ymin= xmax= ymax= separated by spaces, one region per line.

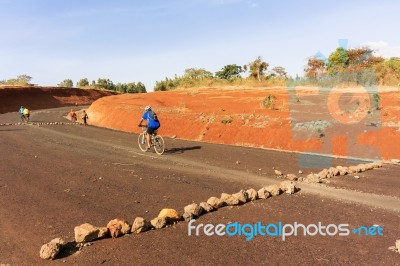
xmin=0 ymin=86 xmax=116 ymax=114
xmin=87 ymin=86 xmax=400 ymax=160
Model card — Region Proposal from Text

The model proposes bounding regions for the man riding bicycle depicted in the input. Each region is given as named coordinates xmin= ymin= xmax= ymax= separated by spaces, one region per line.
xmin=138 ymin=105 xmax=160 ymax=150
xmin=23 ymin=107 xmax=30 ymax=120
xmin=19 ymin=106 xmax=30 ymax=122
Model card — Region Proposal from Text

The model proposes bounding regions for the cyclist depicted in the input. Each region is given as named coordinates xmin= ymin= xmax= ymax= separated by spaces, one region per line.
xmin=138 ymin=105 xmax=160 ymax=150
xmin=23 ymin=107 xmax=30 ymax=122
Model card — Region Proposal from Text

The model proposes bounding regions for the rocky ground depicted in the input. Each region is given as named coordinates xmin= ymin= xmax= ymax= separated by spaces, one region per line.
xmin=0 ymin=106 xmax=399 ymax=265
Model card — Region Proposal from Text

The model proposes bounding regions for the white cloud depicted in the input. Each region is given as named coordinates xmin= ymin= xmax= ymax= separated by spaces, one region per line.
xmin=363 ymin=41 xmax=400 ymax=58
xmin=248 ymin=0 xmax=259 ymax=8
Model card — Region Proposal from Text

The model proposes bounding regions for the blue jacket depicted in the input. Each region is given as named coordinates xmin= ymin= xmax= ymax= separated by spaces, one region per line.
xmin=142 ymin=110 xmax=160 ymax=128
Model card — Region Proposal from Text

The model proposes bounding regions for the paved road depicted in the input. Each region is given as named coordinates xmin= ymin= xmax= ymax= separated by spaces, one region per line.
xmin=0 ymin=107 xmax=399 ymax=265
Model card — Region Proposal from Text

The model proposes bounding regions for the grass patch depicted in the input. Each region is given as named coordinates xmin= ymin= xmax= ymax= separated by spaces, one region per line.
xmin=221 ymin=116 xmax=233 ymax=124
xmin=262 ymin=94 xmax=276 ymax=109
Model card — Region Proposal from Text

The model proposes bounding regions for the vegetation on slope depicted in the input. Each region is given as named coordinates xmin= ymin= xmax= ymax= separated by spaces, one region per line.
xmin=154 ymin=47 xmax=400 ymax=91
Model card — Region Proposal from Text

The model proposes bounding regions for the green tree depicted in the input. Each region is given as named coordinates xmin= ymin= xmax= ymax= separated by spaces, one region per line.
xmin=374 ymin=61 xmax=388 ymax=85
xmin=58 ymin=79 xmax=74 ymax=88
xmin=115 ymin=82 xmax=146 ymax=93
xmin=183 ymin=68 xmax=213 ymax=80
xmin=271 ymin=66 xmax=288 ymax=79
xmin=327 ymin=47 xmax=349 ymax=74
xmin=96 ymin=78 xmax=115 ymax=91
xmin=215 ymin=64 xmax=243 ymax=80
xmin=3 ymin=79 xmax=17 ymax=85
xmin=154 ymin=80 xmax=167 ymax=91
xmin=136 ymin=82 xmax=146 ymax=93
xmin=77 ymin=78 xmax=89 ymax=88
xmin=382 ymin=57 xmax=400 ymax=84
xmin=115 ymin=83 xmax=127 ymax=93
xmin=1 ymin=74 xmax=33 ymax=85
xmin=16 ymin=74 xmax=32 ymax=85
xmin=125 ymin=82 xmax=136 ymax=93
xmin=154 ymin=77 xmax=180 ymax=91
xmin=346 ymin=47 xmax=384 ymax=83
xmin=325 ymin=47 xmax=385 ymax=84
xmin=248 ymin=56 xmax=268 ymax=81
xmin=386 ymin=57 xmax=400 ymax=72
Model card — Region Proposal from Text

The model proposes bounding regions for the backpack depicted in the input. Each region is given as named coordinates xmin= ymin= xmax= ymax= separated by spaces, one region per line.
xmin=149 ymin=110 xmax=159 ymax=122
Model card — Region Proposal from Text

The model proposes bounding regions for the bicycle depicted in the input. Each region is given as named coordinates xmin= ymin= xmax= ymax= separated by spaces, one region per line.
xmin=21 ymin=114 xmax=30 ymax=123
xmin=138 ymin=125 xmax=165 ymax=155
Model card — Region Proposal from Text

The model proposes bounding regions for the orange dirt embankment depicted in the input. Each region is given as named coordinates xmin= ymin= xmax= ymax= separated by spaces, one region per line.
xmin=0 ymin=86 xmax=116 ymax=114
xmin=87 ymin=87 xmax=400 ymax=160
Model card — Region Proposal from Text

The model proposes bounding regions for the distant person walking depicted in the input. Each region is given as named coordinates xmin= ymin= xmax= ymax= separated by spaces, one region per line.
xmin=69 ymin=109 xmax=77 ymax=123
xmin=19 ymin=106 xmax=25 ymax=122
xmin=82 ymin=110 xmax=89 ymax=126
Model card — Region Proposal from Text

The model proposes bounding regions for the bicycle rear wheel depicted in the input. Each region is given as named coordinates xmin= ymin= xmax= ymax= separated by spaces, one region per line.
xmin=153 ymin=135 xmax=165 ymax=155
xmin=138 ymin=133 xmax=148 ymax=152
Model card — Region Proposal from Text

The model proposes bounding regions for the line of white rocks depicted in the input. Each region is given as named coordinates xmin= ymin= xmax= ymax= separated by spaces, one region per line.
xmin=0 ymin=122 xmax=79 ymax=126
xmin=40 ymin=180 xmax=298 ymax=260
xmin=273 ymin=161 xmax=388 ymax=183
xmin=389 ymin=240 xmax=400 ymax=254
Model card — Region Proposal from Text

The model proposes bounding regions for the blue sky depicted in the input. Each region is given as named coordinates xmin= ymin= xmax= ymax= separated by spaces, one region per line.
xmin=1 ymin=0 xmax=399 ymax=91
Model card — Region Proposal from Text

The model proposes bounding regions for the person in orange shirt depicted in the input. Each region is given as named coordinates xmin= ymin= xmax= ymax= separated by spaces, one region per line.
xmin=69 ymin=109 xmax=77 ymax=122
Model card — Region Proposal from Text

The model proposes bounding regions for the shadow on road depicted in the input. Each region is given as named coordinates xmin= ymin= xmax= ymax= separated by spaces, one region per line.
xmin=0 ymin=128 xmax=25 ymax=131
xmin=164 ymin=145 xmax=202 ymax=154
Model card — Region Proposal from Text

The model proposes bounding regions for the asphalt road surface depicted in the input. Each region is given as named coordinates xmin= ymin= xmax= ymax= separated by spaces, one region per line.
xmin=0 ymin=107 xmax=399 ymax=265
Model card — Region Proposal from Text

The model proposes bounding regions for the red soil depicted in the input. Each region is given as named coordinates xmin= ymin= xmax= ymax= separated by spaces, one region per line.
xmin=0 ymin=86 xmax=116 ymax=114
xmin=87 ymin=86 xmax=400 ymax=160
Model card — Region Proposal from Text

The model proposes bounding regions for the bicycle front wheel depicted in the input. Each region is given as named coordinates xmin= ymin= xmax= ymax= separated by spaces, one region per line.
xmin=138 ymin=133 xmax=148 ymax=152
xmin=153 ymin=135 xmax=165 ymax=155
